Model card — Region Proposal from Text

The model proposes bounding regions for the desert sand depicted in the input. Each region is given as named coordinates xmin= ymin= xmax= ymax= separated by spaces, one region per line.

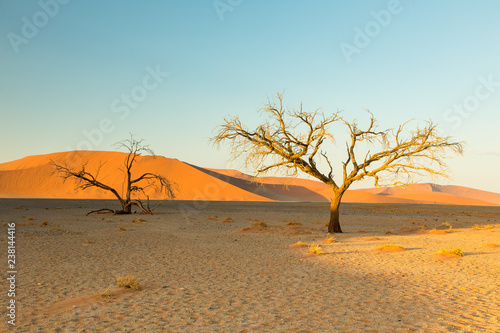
xmin=1 ymin=199 xmax=499 ymax=332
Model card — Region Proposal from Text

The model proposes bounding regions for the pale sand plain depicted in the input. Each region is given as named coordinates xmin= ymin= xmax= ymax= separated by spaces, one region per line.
xmin=1 ymin=199 xmax=499 ymax=332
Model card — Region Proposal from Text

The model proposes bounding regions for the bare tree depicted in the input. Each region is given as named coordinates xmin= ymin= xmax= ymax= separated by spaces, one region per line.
xmin=52 ymin=136 xmax=176 ymax=215
xmin=211 ymin=93 xmax=464 ymax=233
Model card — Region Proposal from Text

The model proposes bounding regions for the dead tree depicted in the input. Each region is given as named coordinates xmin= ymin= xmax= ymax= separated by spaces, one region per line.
xmin=52 ymin=136 xmax=176 ymax=215
xmin=211 ymin=92 xmax=464 ymax=233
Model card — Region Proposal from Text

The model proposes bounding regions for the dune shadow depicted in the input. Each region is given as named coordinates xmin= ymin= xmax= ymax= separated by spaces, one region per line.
xmin=188 ymin=164 xmax=329 ymax=202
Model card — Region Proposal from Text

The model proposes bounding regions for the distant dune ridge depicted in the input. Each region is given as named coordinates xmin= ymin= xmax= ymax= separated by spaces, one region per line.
xmin=0 ymin=151 xmax=499 ymax=206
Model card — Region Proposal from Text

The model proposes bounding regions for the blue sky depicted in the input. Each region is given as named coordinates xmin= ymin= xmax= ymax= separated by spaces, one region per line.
xmin=1 ymin=0 xmax=499 ymax=192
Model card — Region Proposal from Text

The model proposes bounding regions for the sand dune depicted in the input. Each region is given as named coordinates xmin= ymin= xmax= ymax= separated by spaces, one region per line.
xmin=0 ymin=151 xmax=498 ymax=206
xmin=0 ymin=151 xmax=270 ymax=201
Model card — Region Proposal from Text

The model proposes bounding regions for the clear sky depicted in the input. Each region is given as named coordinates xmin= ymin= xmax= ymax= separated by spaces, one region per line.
xmin=1 ymin=0 xmax=499 ymax=193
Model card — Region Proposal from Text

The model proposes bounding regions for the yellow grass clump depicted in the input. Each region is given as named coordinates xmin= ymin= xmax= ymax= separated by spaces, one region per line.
xmin=98 ymin=287 xmax=112 ymax=298
xmin=373 ymin=244 xmax=406 ymax=252
xmin=435 ymin=248 xmax=464 ymax=257
xmin=221 ymin=217 xmax=234 ymax=223
xmin=116 ymin=275 xmax=141 ymax=290
xmin=309 ymin=243 xmax=324 ymax=255
xmin=356 ymin=237 xmax=382 ymax=241
xmin=253 ymin=221 xmax=268 ymax=228
xmin=286 ymin=220 xmax=302 ymax=227
xmin=473 ymin=224 xmax=495 ymax=230
xmin=428 ymin=228 xmax=450 ymax=234
xmin=323 ymin=235 xmax=336 ymax=244
xmin=290 ymin=241 xmax=308 ymax=248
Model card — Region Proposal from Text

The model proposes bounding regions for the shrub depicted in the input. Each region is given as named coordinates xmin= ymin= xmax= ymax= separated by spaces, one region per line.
xmin=373 ymin=244 xmax=406 ymax=252
xmin=116 ymin=274 xmax=141 ymax=290
xmin=323 ymin=234 xmax=336 ymax=244
xmin=309 ymin=243 xmax=323 ymax=255
xmin=290 ymin=241 xmax=308 ymax=248
xmin=435 ymin=248 xmax=464 ymax=257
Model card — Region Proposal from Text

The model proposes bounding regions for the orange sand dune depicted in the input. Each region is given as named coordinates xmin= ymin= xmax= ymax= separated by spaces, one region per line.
xmin=208 ymin=167 xmax=499 ymax=206
xmin=361 ymin=183 xmax=500 ymax=205
xmin=387 ymin=192 xmax=495 ymax=206
xmin=0 ymin=151 xmax=499 ymax=206
xmin=0 ymin=151 xmax=270 ymax=201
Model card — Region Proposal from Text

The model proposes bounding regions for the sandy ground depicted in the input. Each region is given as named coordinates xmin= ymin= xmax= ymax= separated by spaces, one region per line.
xmin=1 ymin=199 xmax=499 ymax=332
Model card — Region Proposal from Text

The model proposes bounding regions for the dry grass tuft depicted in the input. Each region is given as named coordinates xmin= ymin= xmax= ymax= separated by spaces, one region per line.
xmin=290 ymin=241 xmax=309 ymax=248
xmin=132 ymin=218 xmax=147 ymax=223
xmin=373 ymin=244 xmax=406 ymax=252
xmin=473 ymin=223 xmax=495 ymax=230
xmin=428 ymin=228 xmax=450 ymax=234
xmin=118 ymin=226 xmax=127 ymax=231
xmin=438 ymin=221 xmax=452 ymax=229
xmin=247 ymin=218 xmax=264 ymax=222
xmin=435 ymin=248 xmax=464 ymax=257
xmin=322 ymin=235 xmax=336 ymax=244
xmin=40 ymin=221 xmax=48 ymax=227
xmin=239 ymin=221 xmax=269 ymax=232
xmin=98 ymin=287 xmax=112 ymax=298
xmin=116 ymin=275 xmax=141 ymax=290
xmin=221 ymin=217 xmax=234 ymax=223
xmin=206 ymin=216 xmax=218 ymax=221
xmin=253 ymin=221 xmax=268 ymax=228
xmin=286 ymin=220 xmax=302 ymax=226
xmin=309 ymin=242 xmax=324 ymax=255
xmin=356 ymin=237 xmax=383 ymax=241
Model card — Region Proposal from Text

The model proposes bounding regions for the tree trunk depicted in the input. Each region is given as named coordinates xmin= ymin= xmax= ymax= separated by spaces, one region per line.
xmin=328 ymin=194 xmax=343 ymax=233
xmin=121 ymin=201 xmax=132 ymax=214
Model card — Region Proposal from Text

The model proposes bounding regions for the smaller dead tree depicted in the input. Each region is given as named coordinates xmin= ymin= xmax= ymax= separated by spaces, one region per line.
xmin=52 ymin=136 xmax=176 ymax=215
